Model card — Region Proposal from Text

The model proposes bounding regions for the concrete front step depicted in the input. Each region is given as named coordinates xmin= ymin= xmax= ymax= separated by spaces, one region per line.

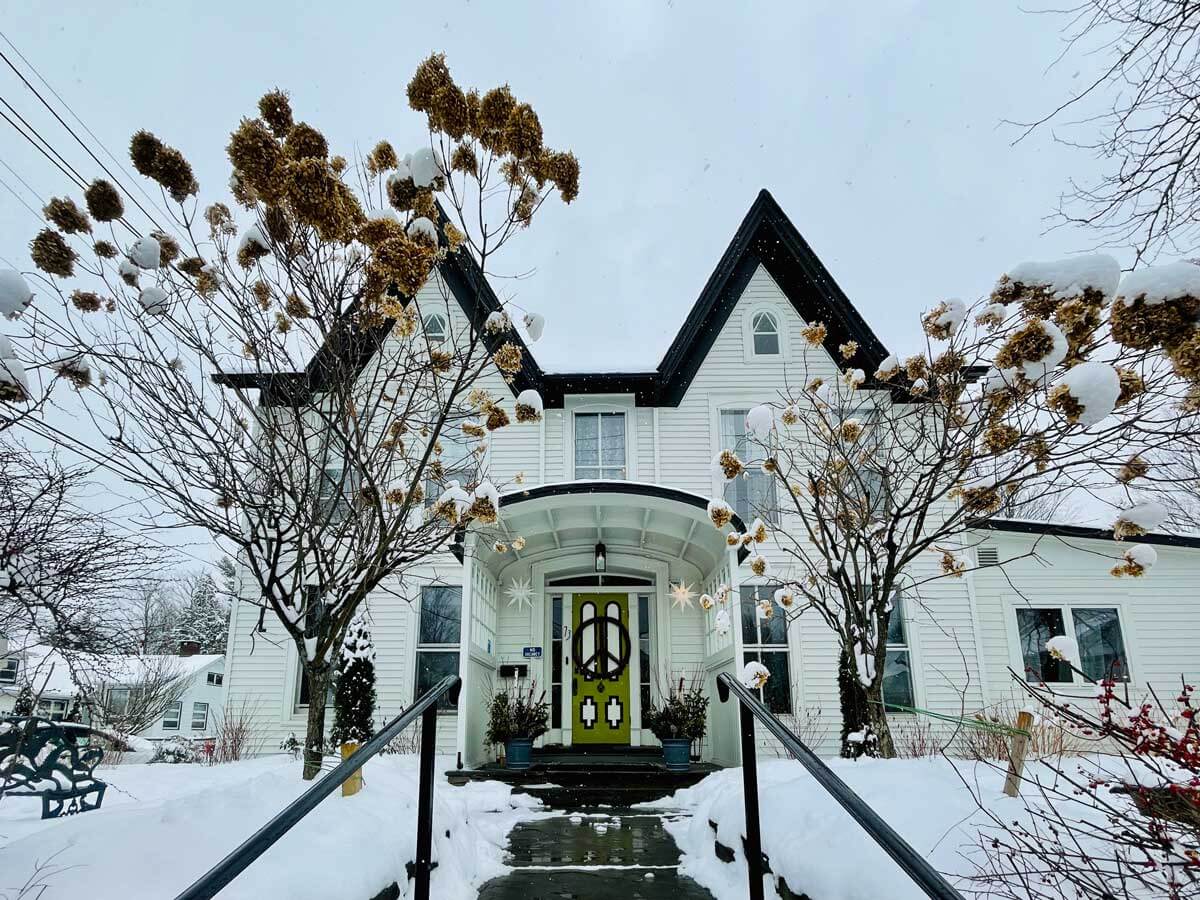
xmin=447 ymin=758 xmax=716 ymax=807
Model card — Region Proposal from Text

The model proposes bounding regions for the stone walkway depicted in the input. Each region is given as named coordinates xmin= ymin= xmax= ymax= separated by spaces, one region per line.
xmin=477 ymin=808 xmax=714 ymax=899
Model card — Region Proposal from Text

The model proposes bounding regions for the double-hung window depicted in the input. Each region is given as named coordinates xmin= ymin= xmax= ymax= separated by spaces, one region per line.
xmin=37 ymin=699 xmax=67 ymax=721
xmin=1016 ymin=606 xmax=1130 ymax=683
xmin=107 ymin=687 xmax=131 ymax=717
xmin=207 ymin=672 xmax=223 ymax=686
xmin=0 ymin=657 xmax=17 ymax=684
xmin=740 ymin=585 xmax=791 ymax=713
xmin=416 ymin=586 xmax=461 ymax=710
xmin=882 ymin=595 xmax=915 ymax=709
xmin=720 ymin=409 xmax=778 ymax=524
xmin=191 ymin=701 xmax=209 ymax=731
xmin=163 ymin=700 xmax=182 ymax=730
xmin=318 ymin=461 xmax=360 ymax=525
xmin=574 ymin=412 xmax=626 ymax=480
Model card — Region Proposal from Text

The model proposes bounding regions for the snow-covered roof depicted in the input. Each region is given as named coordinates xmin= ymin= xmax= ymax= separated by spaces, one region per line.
xmin=974 ymin=517 xmax=1200 ymax=550
xmin=0 ymin=647 xmax=223 ymax=698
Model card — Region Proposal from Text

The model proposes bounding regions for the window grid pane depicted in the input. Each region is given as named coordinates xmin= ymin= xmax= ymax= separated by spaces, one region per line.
xmin=575 ymin=413 xmax=626 ymax=479
xmin=191 ymin=702 xmax=208 ymax=730
xmin=1073 ymin=608 xmax=1130 ymax=681
xmin=419 ymin=586 xmax=462 ymax=645
xmin=415 ymin=650 xmax=460 ymax=710
xmin=720 ymin=409 xmax=777 ymax=523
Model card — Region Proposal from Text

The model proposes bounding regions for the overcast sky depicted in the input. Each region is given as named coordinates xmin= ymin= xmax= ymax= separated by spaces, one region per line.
xmin=0 ymin=2 xmax=1122 ymax=558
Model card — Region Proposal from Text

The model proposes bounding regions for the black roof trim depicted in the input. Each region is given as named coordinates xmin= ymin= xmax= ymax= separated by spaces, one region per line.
xmin=971 ymin=517 xmax=1200 ymax=550
xmin=215 ymin=190 xmax=891 ymax=409
xmin=450 ymin=480 xmax=750 ymax=564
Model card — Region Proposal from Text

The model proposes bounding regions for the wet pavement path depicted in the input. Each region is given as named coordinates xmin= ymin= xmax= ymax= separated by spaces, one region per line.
xmin=477 ymin=809 xmax=714 ymax=899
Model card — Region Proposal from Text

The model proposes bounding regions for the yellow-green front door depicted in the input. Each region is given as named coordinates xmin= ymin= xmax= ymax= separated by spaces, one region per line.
xmin=571 ymin=593 xmax=632 ymax=745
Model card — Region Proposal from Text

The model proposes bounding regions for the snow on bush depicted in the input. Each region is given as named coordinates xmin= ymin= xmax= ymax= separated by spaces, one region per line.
xmin=138 ymin=286 xmax=170 ymax=315
xmin=150 ymin=736 xmax=200 ymax=764
xmin=128 ymin=235 xmax=161 ymax=269
xmin=237 ymin=225 xmax=270 ymax=255
xmin=469 ymin=479 xmax=501 ymax=523
xmin=366 ymin=206 xmax=399 ymax=223
xmin=842 ymin=367 xmax=865 ymax=388
xmin=706 ymin=498 xmax=733 ymax=529
xmin=1048 ymin=360 xmax=1120 ymax=427
xmin=1113 ymin=499 xmax=1168 ymax=539
xmin=522 ymin=312 xmax=545 ymax=341
xmin=874 ymin=353 xmax=899 ymax=380
xmin=1045 ymin=635 xmax=1078 ymax=662
xmin=408 ymin=146 xmax=443 ymax=188
xmin=714 ymin=608 xmax=731 ymax=636
xmin=773 ymin=587 xmax=795 ymax=609
xmin=745 ymin=404 xmax=775 ymax=439
xmin=1111 ymin=542 xmax=1157 ymax=577
xmin=712 ymin=449 xmax=743 ymax=482
xmin=921 ymin=298 xmax=966 ymax=339
xmin=740 ymin=660 xmax=770 ymax=690
xmin=1116 ymin=260 xmax=1200 ymax=305
xmin=407 ymin=216 xmax=438 ymax=245
xmin=483 ymin=310 xmax=510 ymax=334
xmin=996 ymin=318 xmax=1068 ymax=382
xmin=1006 ymin=254 xmax=1122 ymax=303
xmin=0 ymin=333 xmax=28 ymax=401
xmin=0 ymin=269 xmax=33 ymax=319
xmin=514 ymin=388 xmax=542 ymax=423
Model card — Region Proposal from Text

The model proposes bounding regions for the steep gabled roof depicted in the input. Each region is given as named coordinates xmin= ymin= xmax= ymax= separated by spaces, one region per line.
xmin=215 ymin=189 xmax=889 ymax=407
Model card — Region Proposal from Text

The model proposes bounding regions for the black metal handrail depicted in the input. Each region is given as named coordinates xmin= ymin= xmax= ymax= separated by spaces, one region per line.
xmin=716 ymin=673 xmax=964 ymax=900
xmin=176 ymin=674 xmax=461 ymax=900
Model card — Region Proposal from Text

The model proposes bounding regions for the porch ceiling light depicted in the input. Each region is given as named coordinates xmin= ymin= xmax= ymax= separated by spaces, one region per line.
xmin=594 ymin=542 xmax=606 ymax=573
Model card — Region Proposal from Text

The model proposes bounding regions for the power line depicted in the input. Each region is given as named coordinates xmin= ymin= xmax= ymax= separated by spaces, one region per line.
xmin=0 ymin=169 xmax=44 ymax=223
xmin=0 ymin=30 xmax=175 ymax=229
xmin=0 ymin=42 xmax=165 ymax=234
xmin=0 ymin=99 xmax=89 ymax=191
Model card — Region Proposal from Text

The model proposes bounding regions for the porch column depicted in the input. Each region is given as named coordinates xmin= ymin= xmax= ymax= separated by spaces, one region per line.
xmin=454 ymin=533 xmax=476 ymax=767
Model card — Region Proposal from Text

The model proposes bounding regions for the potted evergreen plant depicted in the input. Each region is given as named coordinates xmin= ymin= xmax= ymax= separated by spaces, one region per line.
xmin=485 ymin=682 xmax=549 ymax=770
xmin=644 ymin=677 xmax=709 ymax=771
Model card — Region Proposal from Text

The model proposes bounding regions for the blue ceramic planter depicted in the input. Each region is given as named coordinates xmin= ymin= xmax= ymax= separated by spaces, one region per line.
xmin=505 ymin=738 xmax=533 ymax=770
xmin=661 ymin=738 xmax=691 ymax=772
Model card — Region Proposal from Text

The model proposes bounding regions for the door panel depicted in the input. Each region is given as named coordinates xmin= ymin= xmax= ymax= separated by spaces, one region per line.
xmin=571 ymin=593 xmax=631 ymax=744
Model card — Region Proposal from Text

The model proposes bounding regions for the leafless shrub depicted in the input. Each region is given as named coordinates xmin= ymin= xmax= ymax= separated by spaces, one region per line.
xmin=209 ymin=697 xmax=265 ymax=764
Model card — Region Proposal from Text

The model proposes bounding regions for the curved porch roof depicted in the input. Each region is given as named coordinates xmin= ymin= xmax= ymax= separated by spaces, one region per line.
xmin=462 ymin=480 xmax=748 ymax=580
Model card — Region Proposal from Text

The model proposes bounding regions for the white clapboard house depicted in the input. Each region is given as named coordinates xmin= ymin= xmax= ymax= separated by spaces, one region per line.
xmin=218 ymin=191 xmax=1200 ymax=765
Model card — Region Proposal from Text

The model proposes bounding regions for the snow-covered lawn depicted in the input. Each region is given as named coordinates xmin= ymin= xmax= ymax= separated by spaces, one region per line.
xmin=0 ymin=754 xmax=543 ymax=899
xmin=661 ymin=757 xmax=1013 ymax=900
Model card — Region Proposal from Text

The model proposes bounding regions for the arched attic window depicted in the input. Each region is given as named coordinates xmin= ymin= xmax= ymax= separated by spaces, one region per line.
xmin=423 ymin=312 xmax=447 ymax=342
xmin=751 ymin=311 xmax=780 ymax=355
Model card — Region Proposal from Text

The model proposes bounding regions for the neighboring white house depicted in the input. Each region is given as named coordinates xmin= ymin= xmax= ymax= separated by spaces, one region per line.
xmin=216 ymin=190 xmax=1200 ymax=764
xmin=0 ymin=643 xmax=226 ymax=742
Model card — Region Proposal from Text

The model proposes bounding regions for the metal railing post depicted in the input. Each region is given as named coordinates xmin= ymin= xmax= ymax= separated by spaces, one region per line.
xmin=412 ymin=701 xmax=439 ymax=900
xmin=739 ymin=703 xmax=766 ymax=900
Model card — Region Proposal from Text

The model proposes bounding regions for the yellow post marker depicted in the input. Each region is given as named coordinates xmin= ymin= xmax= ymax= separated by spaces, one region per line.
xmin=341 ymin=742 xmax=362 ymax=797
xmin=1003 ymin=710 xmax=1034 ymax=798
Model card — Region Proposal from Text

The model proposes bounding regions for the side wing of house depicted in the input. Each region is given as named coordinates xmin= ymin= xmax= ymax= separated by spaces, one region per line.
xmin=970 ymin=526 xmax=1200 ymax=715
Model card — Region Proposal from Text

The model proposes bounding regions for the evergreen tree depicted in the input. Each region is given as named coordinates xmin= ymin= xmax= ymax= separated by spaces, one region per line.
xmin=173 ymin=572 xmax=230 ymax=654
xmin=330 ymin=609 xmax=376 ymax=746
xmin=12 ymin=682 xmax=34 ymax=716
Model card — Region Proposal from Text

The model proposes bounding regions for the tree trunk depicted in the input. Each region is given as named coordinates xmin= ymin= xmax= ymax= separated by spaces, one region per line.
xmin=302 ymin=665 xmax=332 ymax=780
xmin=836 ymin=649 xmax=896 ymax=758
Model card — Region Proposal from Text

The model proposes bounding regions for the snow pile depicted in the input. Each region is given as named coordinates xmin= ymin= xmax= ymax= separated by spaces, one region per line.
xmin=522 ymin=312 xmax=545 ymax=342
xmin=128 ymin=236 xmax=161 ymax=270
xmin=0 ymin=269 xmax=34 ymax=319
xmin=1051 ymin=361 xmax=1120 ymax=427
xmin=659 ymin=758 xmax=1023 ymax=900
xmin=1117 ymin=261 xmax=1200 ymax=305
xmin=1113 ymin=500 xmax=1168 ymax=538
xmin=0 ymin=755 xmax=543 ymax=900
xmin=1008 ymin=255 xmax=1121 ymax=302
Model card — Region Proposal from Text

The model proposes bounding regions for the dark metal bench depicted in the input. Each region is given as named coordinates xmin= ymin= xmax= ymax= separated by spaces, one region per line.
xmin=0 ymin=716 xmax=108 ymax=818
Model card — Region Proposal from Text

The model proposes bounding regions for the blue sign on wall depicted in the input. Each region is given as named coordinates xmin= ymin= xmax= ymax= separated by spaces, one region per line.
xmin=522 ymin=646 xmax=542 ymax=659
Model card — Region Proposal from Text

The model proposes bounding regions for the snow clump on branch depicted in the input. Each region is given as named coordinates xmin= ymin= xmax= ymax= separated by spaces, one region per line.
xmin=1048 ymin=361 xmax=1121 ymax=427
xmin=1111 ymin=543 xmax=1157 ymax=578
xmin=0 ymin=270 xmax=34 ymax=319
xmin=1113 ymin=500 xmax=1167 ymax=539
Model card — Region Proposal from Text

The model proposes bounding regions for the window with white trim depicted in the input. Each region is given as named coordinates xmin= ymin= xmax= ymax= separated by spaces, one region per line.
xmin=416 ymin=585 xmax=461 ymax=710
xmin=882 ymin=595 xmax=914 ymax=710
xmin=751 ymin=311 xmax=780 ymax=356
xmin=191 ymin=701 xmax=209 ymax=731
xmin=740 ymin=585 xmax=791 ymax=713
xmin=163 ymin=700 xmax=182 ymax=730
xmin=297 ymin=587 xmax=335 ymax=708
xmin=317 ymin=461 xmax=360 ymax=525
xmin=574 ymin=412 xmax=626 ymax=480
xmin=720 ymin=409 xmax=778 ymax=524
xmin=425 ymin=428 xmax=476 ymax=507
xmin=107 ymin=687 xmax=131 ymax=717
xmin=207 ymin=672 xmax=223 ymax=686
xmin=0 ymin=657 xmax=17 ymax=684
xmin=1016 ymin=606 xmax=1130 ymax=683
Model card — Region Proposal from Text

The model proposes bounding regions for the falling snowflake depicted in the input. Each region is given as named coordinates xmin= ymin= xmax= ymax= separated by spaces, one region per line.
xmin=505 ymin=576 xmax=534 ymax=610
